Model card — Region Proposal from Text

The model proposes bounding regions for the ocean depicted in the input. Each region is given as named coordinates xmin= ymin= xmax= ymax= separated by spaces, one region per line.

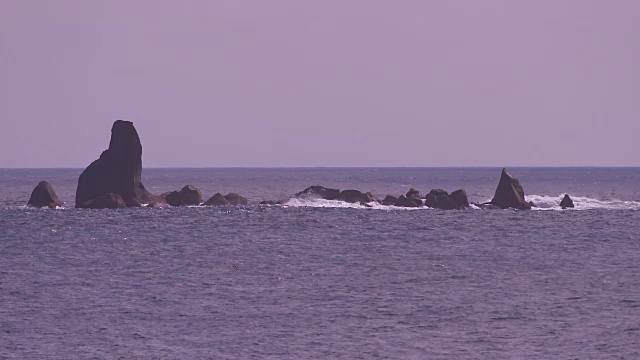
xmin=1 ymin=167 xmax=639 ymax=359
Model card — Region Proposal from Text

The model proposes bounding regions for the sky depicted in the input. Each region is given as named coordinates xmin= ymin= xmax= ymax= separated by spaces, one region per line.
xmin=0 ymin=1 xmax=638 ymax=167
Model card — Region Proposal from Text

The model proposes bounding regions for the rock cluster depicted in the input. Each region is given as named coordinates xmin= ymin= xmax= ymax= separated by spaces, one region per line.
xmin=295 ymin=185 xmax=470 ymax=210
xmin=28 ymin=121 xmax=579 ymax=212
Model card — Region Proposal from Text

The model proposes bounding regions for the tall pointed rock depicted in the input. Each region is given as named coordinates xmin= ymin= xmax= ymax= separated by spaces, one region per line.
xmin=489 ymin=168 xmax=531 ymax=210
xmin=75 ymin=120 xmax=164 ymax=208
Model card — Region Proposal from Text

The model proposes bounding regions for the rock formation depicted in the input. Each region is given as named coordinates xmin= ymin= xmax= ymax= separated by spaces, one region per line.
xmin=224 ymin=193 xmax=248 ymax=205
xmin=423 ymin=189 xmax=469 ymax=210
xmin=295 ymin=186 xmax=340 ymax=200
xmin=338 ymin=190 xmax=376 ymax=204
xmin=164 ymin=185 xmax=202 ymax=206
xmin=406 ymin=188 xmax=423 ymax=201
xmin=489 ymin=168 xmax=531 ymax=210
xmin=161 ymin=185 xmax=202 ymax=206
xmin=75 ymin=120 xmax=164 ymax=208
xmin=381 ymin=195 xmax=398 ymax=206
xmin=27 ymin=181 xmax=63 ymax=208
xmin=449 ymin=189 xmax=470 ymax=209
xmin=204 ymin=193 xmax=229 ymax=206
xmin=560 ymin=194 xmax=575 ymax=209
xmin=204 ymin=192 xmax=248 ymax=206
xmin=82 ymin=193 xmax=127 ymax=209
xmin=395 ymin=195 xmax=421 ymax=207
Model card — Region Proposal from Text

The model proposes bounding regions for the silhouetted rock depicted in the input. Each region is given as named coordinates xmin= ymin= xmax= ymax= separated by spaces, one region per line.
xmin=449 ymin=189 xmax=470 ymax=209
xmin=82 ymin=193 xmax=126 ymax=209
xmin=423 ymin=189 xmax=469 ymax=210
xmin=395 ymin=195 xmax=421 ymax=207
xmin=225 ymin=193 xmax=248 ymax=205
xmin=424 ymin=189 xmax=448 ymax=208
xmin=560 ymin=194 xmax=575 ymax=209
xmin=381 ymin=195 xmax=398 ymax=206
xmin=406 ymin=188 xmax=423 ymax=200
xmin=295 ymin=186 xmax=340 ymax=200
xmin=489 ymin=168 xmax=531 ymax=210
xmin=204 ymin=193 xmax=229 ymax=206
xmin=75 ymin=120 xmax=165 ymax=208
xmin=27 ymin=181 xmax=63 ymax=208
xmin=338 ymin=190 xmax=375 ymax=204
xmin=426 ymin=189 xmax=449 ymax=198
xmin=164 ymin=185 xmax=202 ymax=206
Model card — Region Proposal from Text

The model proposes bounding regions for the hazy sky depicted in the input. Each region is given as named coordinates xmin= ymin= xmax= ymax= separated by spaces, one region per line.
xmin=0 ymin=1 xmax=638 ymax=167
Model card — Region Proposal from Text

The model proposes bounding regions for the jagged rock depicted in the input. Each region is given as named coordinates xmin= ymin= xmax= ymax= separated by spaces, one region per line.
xmin=338 ymin=190 xmax=375 ymax=204
xmin=164 ymin=185 xmax=202 ymax=206
xmin=82 ymin=193 xmax=126 ymax=209
xmin=27 ymin=181 xmax=63 ymax=208
xmin=560 ymin=194 xmax=574 ymax=209
xmin=225 ymin=193 xmax=248 ymax=205
xmin=204 ymin=193 xmax=229 ymax=206
xmin=75 ymin=120 xmax=165 ymax=208
xmin=395 ymin=195 xmax=420 ymax=207
xmin=381 ymin=195 xmax=398 ymax=206
xmin=489 ymin=168 xmax=531 ymax=210
xmin=406 ymin=188 xmax=423 ymax=200
xmin=295 ymin=186 xmax=340 ymax=200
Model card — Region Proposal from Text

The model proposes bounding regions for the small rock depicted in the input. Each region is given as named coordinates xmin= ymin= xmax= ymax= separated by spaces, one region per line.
xmin=560 ymin=194 xmax=575 ymax=209
xmin=28 ymin=181 xmax=63 ymax=208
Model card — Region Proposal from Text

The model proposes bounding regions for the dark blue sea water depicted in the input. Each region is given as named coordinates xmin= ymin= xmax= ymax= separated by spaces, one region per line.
xmin=1 ymin=168 xmax=640 ymax=359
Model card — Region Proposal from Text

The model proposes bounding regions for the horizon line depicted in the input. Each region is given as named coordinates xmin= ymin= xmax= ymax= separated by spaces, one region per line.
xmin=2 ymin=165 xmax=640 ymax=170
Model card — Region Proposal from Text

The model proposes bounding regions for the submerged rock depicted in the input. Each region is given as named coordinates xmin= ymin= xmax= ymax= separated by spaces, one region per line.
xmin=560 ymin=194 xmax=575 ymax=209
xmin=27 ymin=181 xmax=63 ymax=208
xmin=224 ymin=193 xmax=248 ymax=205
xmin=295 ymin=186 xmax=340 ymax=200
xmin=204 ymin=193 xmax=229 ymax=206
xmin=164 ymin=185 xmax=203 ymax=206
xmin=489 ymin=168 xmax=531 ymax=210
xmin=75 ymin=120 xmax=165 ymax=208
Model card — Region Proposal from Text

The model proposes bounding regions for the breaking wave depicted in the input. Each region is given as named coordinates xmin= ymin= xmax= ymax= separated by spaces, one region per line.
xmin=283 ymin=195 xmax=640 ymax=211
xmin=281 ymin=197 xmax=426 ymax=210
xmin=526 ymin=194 xmax=640 ymax=211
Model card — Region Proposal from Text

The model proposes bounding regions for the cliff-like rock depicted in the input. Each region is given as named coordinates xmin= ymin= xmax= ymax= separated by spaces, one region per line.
xmin=75 ymin=120 xmax=164 ymax=208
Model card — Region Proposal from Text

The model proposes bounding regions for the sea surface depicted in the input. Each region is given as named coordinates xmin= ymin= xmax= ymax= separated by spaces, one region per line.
xmin=1 ymin=167 xmax=639 ymax=359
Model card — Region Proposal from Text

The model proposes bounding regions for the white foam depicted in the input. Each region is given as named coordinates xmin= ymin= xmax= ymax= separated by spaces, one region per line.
xmin=281 ymin=197 xmax=426 ymax=210
xmin=526 ymin=194 xmax=640 ymax=211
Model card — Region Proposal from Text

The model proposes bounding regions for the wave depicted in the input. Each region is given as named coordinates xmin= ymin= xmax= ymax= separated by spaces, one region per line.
xmin=283 ymin=195 xmax=640 ymax=211
xmin=526 ymin=194 xmax=640 ymax=211
xmin=281 ymin=197 xmax=427 ymax=210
